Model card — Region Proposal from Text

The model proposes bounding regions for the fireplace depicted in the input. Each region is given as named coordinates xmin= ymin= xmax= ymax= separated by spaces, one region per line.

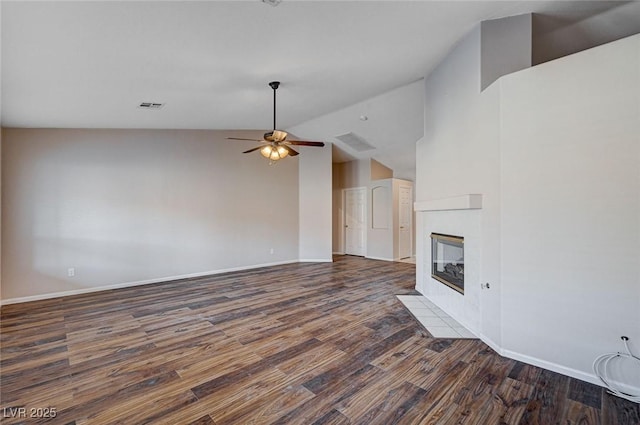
xmin=431 ymin=233 xmax=464 ymax=294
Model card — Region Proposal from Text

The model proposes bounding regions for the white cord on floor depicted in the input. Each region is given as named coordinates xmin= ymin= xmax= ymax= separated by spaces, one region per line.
xmin=593 ymin=336 xmax=640 ymax=403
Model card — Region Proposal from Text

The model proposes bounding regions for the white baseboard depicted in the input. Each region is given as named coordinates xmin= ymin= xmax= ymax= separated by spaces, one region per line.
xmin=365 ymin=255 xmax=394 ymax=261
xmin=479 ymin=333 xmax=504 ymax=356
xmin=501 ymin=348 xmax=603 ymax=388
xmin=0 ymin=259 xmax=299 ymax=305
xmin=299 ymin=258 xmax=333 ymax=263
xmin=425 ymin=300 xmax=616 ymax=392
xmin=498 ymin=345 xmax=639 ymax=394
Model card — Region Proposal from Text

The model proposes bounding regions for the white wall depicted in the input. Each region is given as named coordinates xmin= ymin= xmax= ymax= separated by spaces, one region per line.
xmin=499 ymin=34 xmax=640 ymax=387
xmin=418 ymin=26 xmax=493 ymax=200
xmin=298 ymin=142 xmax=332 ymax=262
xmin=0 ymin=2 xmax=3 ymax=296
xmin=0 ymin=130 xmax=2 ymax=298
xmin=417 ymin=25 xmax=640 ymax=388
xmin=417 ymin=23 xmax=503 ymax=346
xmin=1 ymin=128 xmax=300 ymax=301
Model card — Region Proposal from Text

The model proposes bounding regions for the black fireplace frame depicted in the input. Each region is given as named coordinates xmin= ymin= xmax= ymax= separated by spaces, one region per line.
xmin=430 ymin=233 xmax=464 ymax=294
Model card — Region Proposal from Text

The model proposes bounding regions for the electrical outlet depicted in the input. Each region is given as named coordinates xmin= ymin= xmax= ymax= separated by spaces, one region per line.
xmin=270 ymin=248 xmax=274 ymax=255
xmin=67 ymin=267 xmax=75 ymax=277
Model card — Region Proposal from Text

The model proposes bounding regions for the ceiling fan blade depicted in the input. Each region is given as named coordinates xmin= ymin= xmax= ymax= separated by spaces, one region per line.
xmin=282 ymin=145 xmax=299 ymax=156
xmin=287 ymin=140 xmax=325 ymax=147
xmin=227 ymin=137 xmax=263 ymax=142
xmin=243 ymin=146 xmax=263 ymax=154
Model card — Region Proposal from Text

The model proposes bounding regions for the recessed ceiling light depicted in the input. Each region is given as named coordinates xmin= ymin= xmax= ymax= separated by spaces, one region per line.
xmin=138 ymin=102 xmax=164 ymax=110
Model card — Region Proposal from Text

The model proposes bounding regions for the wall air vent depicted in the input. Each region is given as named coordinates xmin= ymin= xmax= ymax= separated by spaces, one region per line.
xmin=138 ymin=102 xmax=164 ymax=110
xmin=334 ymin=132 xmax=375 ymax=152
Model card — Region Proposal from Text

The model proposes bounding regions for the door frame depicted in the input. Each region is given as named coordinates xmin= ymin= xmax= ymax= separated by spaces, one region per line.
xmin=398 ymin=185 xmax=413 ymax=259
xmin=342 ymin=187 xmax=367 ymax=256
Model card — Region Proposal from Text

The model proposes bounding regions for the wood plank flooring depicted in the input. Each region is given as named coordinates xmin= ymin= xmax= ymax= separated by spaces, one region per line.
xmin=1 ymin=256 xmax=638 ymax=424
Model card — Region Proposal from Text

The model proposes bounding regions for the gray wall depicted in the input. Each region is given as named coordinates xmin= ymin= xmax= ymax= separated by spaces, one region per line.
xmin=481 ymin=14 xmax=532 ymax=90
xmin=1 ymin=128 xmax=300 ymax=300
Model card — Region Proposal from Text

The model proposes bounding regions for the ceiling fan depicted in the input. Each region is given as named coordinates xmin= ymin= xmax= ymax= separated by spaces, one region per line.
xmin=227 ymin=81 xmax=325 ymax=161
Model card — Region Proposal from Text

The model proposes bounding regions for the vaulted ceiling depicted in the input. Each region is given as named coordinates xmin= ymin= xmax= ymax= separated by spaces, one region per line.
xmin=2 ymin=1 xmax=639 ymax=178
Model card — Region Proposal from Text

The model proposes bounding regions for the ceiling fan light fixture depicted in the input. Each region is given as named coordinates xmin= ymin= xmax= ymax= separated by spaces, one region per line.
xmin=260 ymin=145 xmax=289 ymax=161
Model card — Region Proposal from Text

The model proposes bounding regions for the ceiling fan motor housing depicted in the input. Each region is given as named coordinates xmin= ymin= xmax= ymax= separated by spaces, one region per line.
xmin=264 ymin=130 xmax=288 ymax=142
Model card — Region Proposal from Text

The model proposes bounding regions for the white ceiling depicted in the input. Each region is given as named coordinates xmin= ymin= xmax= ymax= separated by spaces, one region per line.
xmin=2 ymin=1 xmax=639 ymax=175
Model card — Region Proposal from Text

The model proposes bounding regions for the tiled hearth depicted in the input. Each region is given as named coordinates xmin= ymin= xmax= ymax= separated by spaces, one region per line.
xmin=397 ymin=295 xmax=476 ymax=339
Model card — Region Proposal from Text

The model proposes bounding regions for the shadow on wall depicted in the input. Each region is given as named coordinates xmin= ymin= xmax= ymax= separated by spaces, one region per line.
xmin=1 ymin=128 xmax=301 ymax=301
xmin=532 ymin=3 xmax=640 ymax=65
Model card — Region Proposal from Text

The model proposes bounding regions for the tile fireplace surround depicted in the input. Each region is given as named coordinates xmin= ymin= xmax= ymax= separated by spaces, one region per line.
xmin=414 ymin=194 xmax=483 ymax=336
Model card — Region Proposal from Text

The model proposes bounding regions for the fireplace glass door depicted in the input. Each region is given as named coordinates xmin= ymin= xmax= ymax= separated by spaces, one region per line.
xmin=431 ymin=233 xmax=464 ymax=294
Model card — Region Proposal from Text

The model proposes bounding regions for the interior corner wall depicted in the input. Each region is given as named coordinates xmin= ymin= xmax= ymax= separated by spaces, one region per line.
xmin=1 ymin=128 xmax=300 ymax=302
xmin=370 ymin=158 xmax=393 ymax=180
xmin=299 ymin=142 xmax=332 ymax=262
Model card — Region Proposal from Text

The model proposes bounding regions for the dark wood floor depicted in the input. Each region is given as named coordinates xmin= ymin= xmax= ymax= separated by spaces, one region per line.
xmin=1 ymin=256 xmax=638 ymax=424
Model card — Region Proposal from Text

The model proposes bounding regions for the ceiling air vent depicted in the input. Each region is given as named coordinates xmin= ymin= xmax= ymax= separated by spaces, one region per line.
xmin=334 ymin=132 xmax=375 ymax=152
xmin=138 ymin=102 xmax=164 ymax=110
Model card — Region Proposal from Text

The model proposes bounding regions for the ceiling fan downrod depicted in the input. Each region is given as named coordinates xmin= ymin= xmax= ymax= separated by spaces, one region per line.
xmin=269 ymin=81 xmax=280 ymax=131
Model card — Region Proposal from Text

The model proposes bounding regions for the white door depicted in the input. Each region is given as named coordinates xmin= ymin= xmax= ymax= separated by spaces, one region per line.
xmin=344 ymin=187 xmax=366 ymax=256
xmin=398 ymin=186 xmax=412 ymax=259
